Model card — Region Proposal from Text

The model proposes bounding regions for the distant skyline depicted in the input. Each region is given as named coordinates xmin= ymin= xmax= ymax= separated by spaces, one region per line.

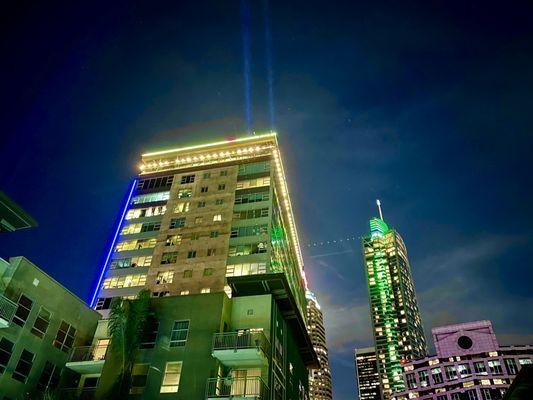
xmin=2 ymin=1 xmax=533 ymax=399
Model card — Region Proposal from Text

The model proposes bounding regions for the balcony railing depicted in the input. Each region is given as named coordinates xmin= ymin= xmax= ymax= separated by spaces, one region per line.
xmin=206 ymin=377 xmax=269 ymax=399
xmin=0 ymin=294 xmax=17 ymax=327
xmin=212 ymin=331 xmax=270 ymax=355
xmin=69 ymin=344 xmax=108 ymax=362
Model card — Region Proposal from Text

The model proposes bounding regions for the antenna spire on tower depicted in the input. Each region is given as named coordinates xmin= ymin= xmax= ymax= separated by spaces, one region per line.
xmin=376 ymin=199 xmax=383 ymax=220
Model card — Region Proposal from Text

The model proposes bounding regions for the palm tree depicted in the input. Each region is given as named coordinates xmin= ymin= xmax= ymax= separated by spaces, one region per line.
xmin=107 ymin=289 xmax=151 ymax=397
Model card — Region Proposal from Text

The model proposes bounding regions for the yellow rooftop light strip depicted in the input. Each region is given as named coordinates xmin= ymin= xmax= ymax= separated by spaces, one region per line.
xmin=142 ymin=132 xmax=277 ymax=157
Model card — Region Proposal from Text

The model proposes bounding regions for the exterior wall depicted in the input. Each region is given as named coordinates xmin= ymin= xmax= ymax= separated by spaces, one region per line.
xmin=306 ymin=291 xmax=332 ymax=400
xmin=393 ymin=321 xmax=533 ymax=400
xmin=355 ymin=347 xmax=382 ymax=400
xmin=0 ymin=257 xmax=100 ymax=399
xmin=362 ymin=217 xmax=427 ymax=399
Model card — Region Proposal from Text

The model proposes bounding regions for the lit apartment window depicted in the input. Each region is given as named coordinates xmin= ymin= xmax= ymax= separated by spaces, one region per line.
xmin=177 ymin=189 xmax=192 ymax=198
xmin=183 ymin=270 xmax=193 ymax=278
xmin=110 ymin=255 xmax=152 ymax=269
xmin=228 ymin=242 xmax=267 ymax=257
xmin=180 ymin=290 xmax=189 ymax=295
xmin=180 ymin=174 xmax=195 ymax=184
xmin=169 ymin=321 xmax=189 ymax=347
xmin=174 ymin=202 xmax=190 ymax=213
xmin=519 ymin=358 xmax=532 ymax=365
xmin=12 ymin=349 xmax=34 ymax=383
xmin=207 ymin=248 xmax=216 ymax=256
xmin=200 ymin=186 xmax=208 ymax=193
xmin=102 ymin=274 xmax=147 ymax=289
xmin=131 ymin=191 xmax=170 ymax=205
xmin=187 ymin=251 xmax=197 ymax=259
xmin=230 ymin=224 xmax=268 ymax=238
xmin=115 ymin=238 xmax=157 ymax=252
xmin=53 ymin=321 xmax=76 ymax=353
xmin=0 ymin=338 xmax=15 ymax=373
xmin=169 ymin=218 xmax=186 ymax=229
xmin=210 ymin=230 xmax=219 ymax=238
xmin=165 ymin=235 xmax=182 ymax=247
xmin=130 ymin=364 xmax=149 ymax=394
xmin=121 ymin=223 xmax=142 ymax=235
xmin=235 ymin=177 xmax=270 ymax=190
xmin=458 ymin=363 xmax=472 ymax=377
xmin=195 ymin=217 xmax=203 ymax=225
xmin=201 ymin=288 xmax=211 ymax=294
xmin=218 ymin=183 xmax=226 ymax=190
xmin=213 ymin=214 xmax=222 ymax=222
xmin=13 ymin=294 xmax=33 ymax=327
xmin=161 ymin=252 xmax=178 ymax=264
xmin=203 ymin=268 xmax=214 ymax=276
xmin=220 ymin=170 xmax=228 ymax=176
xmin=126 ymin=205 xmax=166 ymax=220
xmin=156 ymin=271 xmax=174 ymax=284
xmin=160 ymin=361 xmax=183 ymax=393
xmin=488 ymin=360 xmax=503 ymax=375
xmin=31 ymin=307 xmax=52 ymax=339
xmin=215 ymin=198 xmax=224 ymax=205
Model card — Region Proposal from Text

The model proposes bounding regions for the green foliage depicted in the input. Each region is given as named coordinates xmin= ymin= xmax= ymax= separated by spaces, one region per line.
xmin=107 ymin=289 xmax=151 ymax=397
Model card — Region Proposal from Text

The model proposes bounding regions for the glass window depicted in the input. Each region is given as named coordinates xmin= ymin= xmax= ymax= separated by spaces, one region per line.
xmin=431 ymin=367 xmax=443 ymax=384
xmin=165 ymin=235 xmax=182 ymax=247
xmin=445 ymin=365 xmax=457 ymax=380
xmin=177 ymin=189 xmax=192 ymax=198
xmin=131 ymin=191 xmax=170 ymax=205
xmin=183 ymin=270 xmax=193 ymax=278
xmin=201 ymin=288 xmax=211 ymax=293
xmin=130 ymin=364 xmax=149 ymax=394
xmin=458 ymin=363 xmax=472 ymax=377
xmin=210 ymin=230 xmax=219 ymax=238
xmin=180 ymin=290 xmax=189 ymax=295
xmin=53 ymin=321 xmax=77 ymax=353
xmin=519 ymin=358 xmax=532 ymax=365
xmin=195 ymin=217 xmax=203 ymax=224
xmin=215 ymin=198 xmax=224 ymax=205
xmin=169 ymin=218 xmax=186 ymax=229
xmin=233 ymin=208 xmax=269 ymax=220
xmin=197 ymin=201 xmax=206 ymax=208
xmin=200 ymin=186 xmax=208 ymax=193
xmin=180 ymin=175 xmax=195 ymax=184
xmin=235 ymin=177 xmax=270 ymax=190
xmin=220 ymin=170 xmax=228 ymax=176
xmin=226 ymin=263 xmax=267 ymax=277
xmin=37 ymin=361 xmax=60 ymax=392
xmin=228 ymin=242 xmax=268 ymax=257
xmin=218 ymin=184 xmax=226 ymax=190
xmin=169 ymin=321 xmax=189 ymax=347
xmin=187 ymin=251 xmax=197 ymax=259
xmin=102 ymin=274 xmax=147 ymax=289
xmin=406 ymin=372 xmax=417 ymax=389
xmin=31 ymin=307 xmax=52 ymax=339
xmin=504 ymin=358 xmax=518 ymax=375
xmin=474 ymin=361 xmax=487 ymax=374
xmin=203 ymin=172 xmax=211 ymax=179
xmin=174 ymin=202 xmax=190 ymax=213
xmin=203 ymin=268 xmax=214 ymax=276
xmin=238 ymin=161 xmax=270 ymax=176
xmin=13 ymin=294 xmax=33 ymax=327
xmin=140 ymin=316 xmax=159 ymax=349
xmin=207 ymin=248 xmax=216 ymax=256
xmin=213 ymin=214 xmax=222 ymax=222
xmin=161 ymin=252 xmax=178 ymax=264
xmin=467 ymin=389 xmax=478 ymax=400
xmin=160 ymin=361 xmax=182 ymax=393
xmin=488 ymin=360 xmax=502 ymax=375
xmin=234 ymin=190 xmax=270 ymax=205
xmin=12 ymin=349 xmax=34 ymax=383
xmin=0 ymin=338 xmax=15 ymax=373
xmin=156 ymin=271 xmax=174 ymax=284
xmin=137 ymin=176 xmax=174 ymax=191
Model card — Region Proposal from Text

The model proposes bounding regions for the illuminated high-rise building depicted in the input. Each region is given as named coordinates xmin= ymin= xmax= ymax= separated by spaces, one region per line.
xmin=355 ymin=347 xmax=382 ymax=400
xmin=361 ymin=201 xmax=427 ymax=399
xmin=80 ymin=132 xmax=317 ymax=399
xmin=306 ymin=290 xmax=333 ymax=400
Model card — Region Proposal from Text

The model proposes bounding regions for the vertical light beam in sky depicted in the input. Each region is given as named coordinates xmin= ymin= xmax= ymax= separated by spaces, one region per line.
xmin=263 ymin=0 xmax=275 ymax=129
xmin=241 ymin=0 xmax=252 ymax=133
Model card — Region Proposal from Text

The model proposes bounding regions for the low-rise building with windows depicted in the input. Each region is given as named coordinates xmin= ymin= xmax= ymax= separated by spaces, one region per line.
xmin=393 ymin=320 xmax=533 ymax=400
xmin=0 ymin=256 xmax=100 ymax=399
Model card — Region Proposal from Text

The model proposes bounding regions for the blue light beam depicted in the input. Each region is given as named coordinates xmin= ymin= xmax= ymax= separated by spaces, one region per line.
xmin=89 ymin=179 xmax=137 ymax=307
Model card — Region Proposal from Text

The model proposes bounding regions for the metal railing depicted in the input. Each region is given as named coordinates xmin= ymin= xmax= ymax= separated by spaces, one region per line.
xmin=206 ymin=376 xmax=269 ymax=399
xmin=212 ymin=331 xmax=270 ymax=355
xmin=58 ymin=387 xmax=96 ymax=400
xmin=68 ymin=344 xmax=108 ymax=362
xmin=0 ymin=294 xmax=17 ymax=324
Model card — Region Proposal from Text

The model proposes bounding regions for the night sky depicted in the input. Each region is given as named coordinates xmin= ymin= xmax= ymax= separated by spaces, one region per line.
xmin=2 ymin=1 xmax=533 ymax=399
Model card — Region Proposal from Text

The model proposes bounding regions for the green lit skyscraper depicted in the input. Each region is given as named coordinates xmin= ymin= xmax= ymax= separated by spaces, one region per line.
xmin=361 ymin=201 xmax=427 ymax=399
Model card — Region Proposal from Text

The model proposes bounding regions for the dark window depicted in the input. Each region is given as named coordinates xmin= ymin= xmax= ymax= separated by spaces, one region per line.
xmin=197 ymin=201 xmax=206 ymax=208
xmin=83 ymin=377 xmax=99 ymax=388
xmin=201 ymin=186 xmax=209 ymax=193
xmin=31 ymin=307 xmax=52 ymax=339
xmin=187 ymin=251 xmax=197 ymax=259
xmin=12 ymin=349 xmax=34 ymax=383
xmin=37 ymin=361 xmax=60 ymax=391
xmin=140 ymin=316 xmax=159 ymax=349
xmin=203 ymin=268 xmax=214 ymax=276
xmin=169 ymin=218 xmax=186 ymax=229
xmin=234 ymin=190 xmax=270 ymax=205
xmin=233 ymin=208 xmax=269 ymax=220
xmin=203 ymin=172 xmax=211 ymax=179
xmin=0 ymin=338 xmax=15 ymax=373
xmin=137 ymin=176 xmax=174 ymax=191
xmin=505 ymin=358 xmax=518 ymax=375
xmin=215 ymin=198 xmax=224 ymax=205
xmin=183 ymin=270 xmax=193 ymax=278
xmin=13 ymin=294 xmax=33 ymax=327
xmin=95 ymin=297 xmax=113 ymax=311
xmin=220 ymin=170 xmax=228 ymax=176
xmin=130 ymin=364 xmax=149 ymax=394
xmin=180 ymin=175 xmax=195 ymax=184
xmin=207 ymin=248 xmax=216 ymax=256
xmin=218 ymin=184 xmax=226 ymax=190
xmin=140 ymin=222 xmax=161 ymax=232
xmin=210 ymin=230 xmax=219 ymax=238
xmin=53 ymin=321 xmax=76 ymax=353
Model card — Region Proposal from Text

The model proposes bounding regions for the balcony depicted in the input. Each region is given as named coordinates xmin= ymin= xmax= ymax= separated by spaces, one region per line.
xmin=65 ymin=344 xmax=108 ymax=374
xmin=0 ymin=294 xmax=17 ymax=328
xmin=212 ymin=331 xmax=270 ymax=367
xmin=206 ymin=377 xmax=269 ymax=399
xmin=58 ymin=387 xmax=96 ymax=400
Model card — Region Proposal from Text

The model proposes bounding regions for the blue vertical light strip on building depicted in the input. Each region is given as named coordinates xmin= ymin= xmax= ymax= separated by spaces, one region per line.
xmin=89 ymin=179 xmax=137 ymax=307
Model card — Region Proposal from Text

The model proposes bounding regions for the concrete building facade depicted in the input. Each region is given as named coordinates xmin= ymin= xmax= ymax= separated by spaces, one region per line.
xmin=393 ymin=321 xmax=533 ymax=400
xmin=362 ymin=214 xmax=427 ymax=399
xmin=355 ymin=347 xmax=382 ymax=400
xmin=0 ymin=257 xmax=100 ymax=400
xmin=306 ymin=291 xmax=332 ymax=400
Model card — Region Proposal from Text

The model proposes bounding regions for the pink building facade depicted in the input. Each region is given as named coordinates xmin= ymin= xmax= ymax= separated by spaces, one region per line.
xmin=393 ymin=321 xmax=533 ymax=400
